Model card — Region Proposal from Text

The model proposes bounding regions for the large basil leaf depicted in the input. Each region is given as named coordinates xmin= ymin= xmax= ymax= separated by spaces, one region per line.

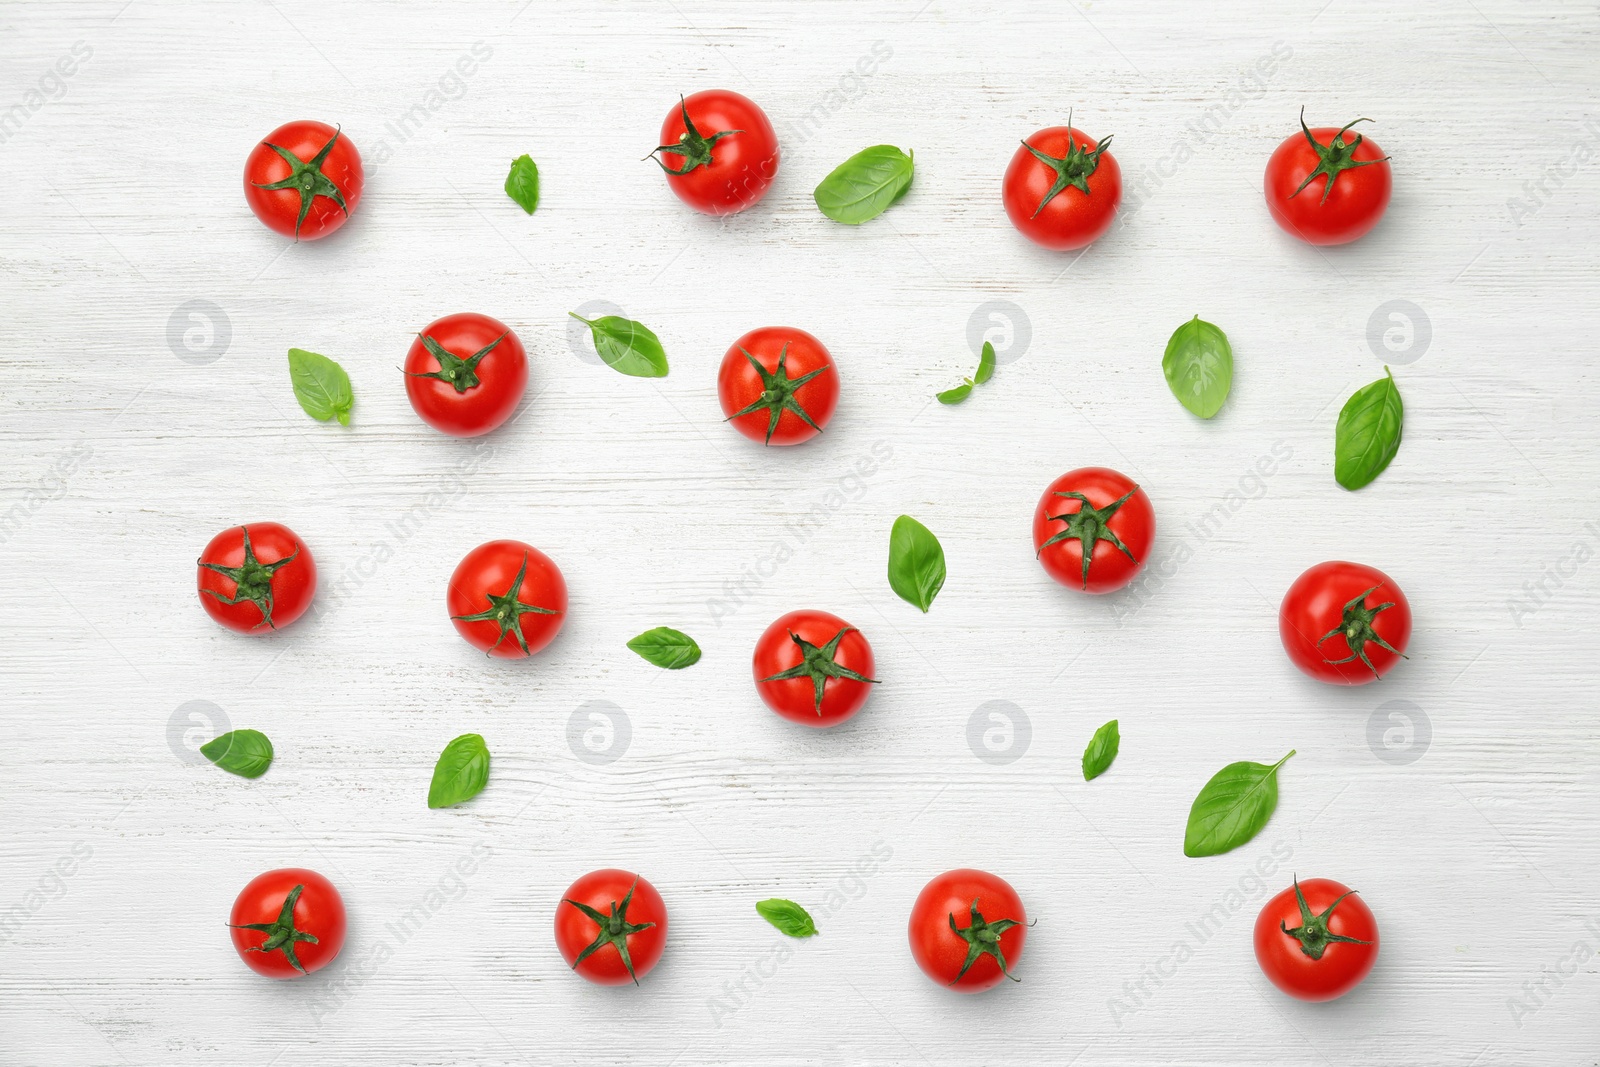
xmin=887 ymin=515 xmax=945 ymax=612
xmin=504 ymin=154 xmax=540 ymax=214
xmin=1334 ymin=368 xmax=1403 ymax=490
xmin=814 ymin=145 xmax=914 ymax=225
xmin=755 ymin=898 xmax=818 ymax=938
xmin=626 ymin=626 xmax=701 ymax=669
xmin=1081 ymin=719 xmax=1119 ymax=781
xmin=287 ymin=348 xmax=354 ymax=426
xmin=1183 ymin=750 xmax=1294 ymax=857
xmin=428 ymin=733 xmax=491 ymax=809
xmin=200 ymin=729 xmax=274 ymax=779
xmin=569 ymin=313 xmax=669 ymax=377
xmin=1162 ymin=316 xmax=1232 ymax=419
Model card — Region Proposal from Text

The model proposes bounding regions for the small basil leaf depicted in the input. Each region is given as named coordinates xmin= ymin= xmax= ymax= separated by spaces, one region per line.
xmin=504 ymin=154 xmax=540 ymax=214
xmin=974 ymin=341 xmax=996 ymax=385
xmin=626 ymin=626 xmax=701 ymax=669
xmin=755 ymin=898 xmax=818 ymax=938
xmin=936 ymin=381 xmax=973 ymax=405
xmin=1183 ymin=750 xmax=1294 ymax=857
xmin=199 ymin=729 xmax=274 ymax=779
xmin=887 ymin=514 xmax=946 ymax=612
xmin=568 ymin=312 xmax=669 ymax=378
xmin=428 ymin=733 xmax=491 ymax=809
xmin=1081 ymin=719 xmax=1119 ymax=781
xmin=1334 ymin=367 xmax=1403 ymax=490
xmin=1162 ymin=315 xmax=1232 ymax=419
xmin=814 ymin=145 xmax=914 ymax=225
xmin=287 ymin=348 xmax=354 ymax=426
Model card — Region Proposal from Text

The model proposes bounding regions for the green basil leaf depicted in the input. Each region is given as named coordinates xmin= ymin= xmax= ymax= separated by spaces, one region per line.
xmin=200 ymin=729 xmax=274 ymax=779
xmin=287 ymin=348 xmax=354 ymax=426
xmin=626 ymin=626 xmax=701 ymax=669
xmin=1081 ymin=719 xmax=1119 ymax=781
xmin=568 ymin=312 xmax=669 ymax=378
xmin=1162 ymin=315 xmax=1232 ymax=419
xmin=504 ymin=153 xmax=540 ymax=214
xmin=974 ymin=341 xmax=996 ymax=385
xmin=428 ymin=733 xmax=491 ymax=809
xmin=936 ymin=381 xmax=973 ymax=405
xmin=1334 ymin=367 xmax=1403 ymax=490
xmin=755 ymin=898 xmax=818 ymax=938
xmin=813 ymin=145 xmax=914 ymax=225
xmin=1183 ymin=750 xmax=1294 ymax=857
xmin=887 ymin=514 xmax=945 ymax=612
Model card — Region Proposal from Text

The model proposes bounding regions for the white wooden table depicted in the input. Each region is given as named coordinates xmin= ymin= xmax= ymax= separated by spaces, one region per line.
xmin=3 ymin=1 xmax=1597 ymax=1063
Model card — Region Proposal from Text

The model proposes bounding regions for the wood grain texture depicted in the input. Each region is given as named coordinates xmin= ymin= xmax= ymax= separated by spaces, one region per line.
xmin=2 ymin=0 xmax=1598 ymax=1063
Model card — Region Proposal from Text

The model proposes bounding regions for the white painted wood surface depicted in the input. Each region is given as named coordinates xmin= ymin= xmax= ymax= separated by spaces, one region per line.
xmin=3 ymin=1 xmax=1598 ymax=1063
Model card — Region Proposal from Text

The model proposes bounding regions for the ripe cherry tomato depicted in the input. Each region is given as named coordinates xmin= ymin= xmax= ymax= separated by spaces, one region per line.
xmin=228 ymin=868 xmax=346 ymax=979
xmin=403 ymin=313 xmax=528 ymax=438
xmin=196 ymin=522 xmax=316 ymax=634
xmin=1264 ymin=110 xmax=1391 ymax=245
xmin=555 ymin=869 xmax=668 ymax=985
xmin=1032 ymin=467 xmax=1154 ymax=594
xmin=908 ymin=869 xmax=1027 ymax=993
xmin=650 ymin=90 xmax=779 ymax=216
xmin=1254 ymin=877 xmax=1379 ymax=1001
xmin=718 ymin=327 xmax=839 ymax=446
xmin=1279 ymin=561 xmax=1410 ymax=685
xmin=447 ymin=540 xmax=566 ymax=658
xmin=243 ymin=120 xmax=363 ymax=241
xmin=1003 ymin=121 xmax=1121 ymax=250
xmin=752 ymin=609 xmax=877 ymax=728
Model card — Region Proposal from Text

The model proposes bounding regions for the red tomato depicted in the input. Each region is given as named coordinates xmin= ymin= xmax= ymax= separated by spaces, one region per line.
xmin=403 ymin=313 xmax=528 ymax=438
xmin=196 ymin=522 xmax=316 ymax=634
xmin=1264 ymin=111 xmax=1391 ymax=245
xmin=908 ymin=869 xmax=1027 ymax=993
xmin=650 ymin=90 xmax=779 ymax=216
xmin=718 ymin=327 xmax=839 ymax=446
xmin=1032 ymin=467 xmax=1154 ymax=594
xmin=752 ymin=609 xmax=877 ymax=728
xmin=447 ymin=540 xmax=566 ymax=658
xmin=555 ymin=869 xmax=668 ymax=985
xmin=1003 ymin=122 xmax=1121 ymax=250
xmin=1279 ymin=561 xmax=1410 ymax=685
xmin=1254 ymin=877 xmax=1379 ymax=1001
xmin=228 ymin=868 xmax=346 ymax=979
xmin=243 ymin=120 xmax=363 ymax=241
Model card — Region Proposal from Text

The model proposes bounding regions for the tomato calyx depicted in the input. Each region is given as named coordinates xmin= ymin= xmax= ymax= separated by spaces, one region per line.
xmin=1021 ymin=113 xmax=1113 ymax=218
xmin=405 ymin=332 xmax=505 ymax=394
xmin=450 ymin=552 xmax=561 ymax=657
xmin=726 ymin=344 xmax=830 ymax=445
xmin=198 ymin=526 xmax=300 ymax=630
xmin=1289 ymin=108 xmax=1390 ymax=206
xmin=251 ymin=126 xmax=351 ymax=240
xmin=1037 ymin=486 xmax=1141 ymax=589
xmin=1279 ymin=876 xmax=1372 ymax=961
xmin=759 ymin=626 xmax=878 ymax=715
xmin=227 ymin=883 xmax=320 ymax=975
xmin=564 ymin=878 xmax=657 ymax=985
xmin=948 ymin=898 xmax=1023 ymax=985
xmin=648 ymin=96 xmax=743 ymax=176
xmin=1315 ymin=584 xmax=1407 ymax=677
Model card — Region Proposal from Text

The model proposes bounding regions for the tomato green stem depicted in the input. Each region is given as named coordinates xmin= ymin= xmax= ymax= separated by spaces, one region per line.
xmin=227 ymin=883 xmax=319 ymax=975
xmin=948 ymin=898 xmax=1023 ymax=985
xmin=450 ymin=552 xmax=561 ymax=657
xmin=1289 ymin=108 xmax=1390 ymax=206
xmin=404 ymin=332 xmax=504 ymax=394
xmin=198 ymin=526 xmax=300 ymax=630
xmin=647 ymin=96 xmax=743 ymax=176
xmin=1037 ymin=485 xmax=1141 ymax=590
xmin=1315 ymin=584 xmax=1407 ymax=677
xmin=724 ymin=343 xmax=830 ymax=445
xmin=1021 ymin=110 xmax=1112 ymax=218
xmin=251 ymin=127 xmax=350 ymax=240
xmin=758 ymin=626 xmax=878 ymax=715
xmin=1280 ymin=876 xmax=1372 ymax=961
xmin=564 ymin=878 xmax=656 ymax=985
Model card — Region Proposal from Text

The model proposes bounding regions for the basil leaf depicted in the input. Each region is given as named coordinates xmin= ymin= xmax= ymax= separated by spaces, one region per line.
xmin=504 ymin=153 xmax=540 ymax=214
xmin=755 ymin=898 xmax=818 ymax=938
xmin=626 ymin=626 xmax=701 ymax=669
xmin=1183 ymin=750 xmax=1294 ymax=857
xmin=1334 ymin=367 xmax=1403 ymax=490
xmin=428 ymin=733 xmax=491 ymax=809
xmin=887 ymin=514 xmax=945 ymax=612
xmin=936 ymin=381 xmax=973 ymax=405
xmin=814 ymin=145 xmax=914 ymax=225
xmin=974 ymin=341 xmax=996 ymax=385
xmin=568 ymin=312 xmax=669 ymax=378
xmin=200 ymin=729 xmax=274 ymax=779
xmin=1162 ymin=315 xmax=1232 ymax=419
xmin=1081 ymin=719 xmax=1119 ymax=781
xmin=287 ymin=348 xmax=354 ymax=426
